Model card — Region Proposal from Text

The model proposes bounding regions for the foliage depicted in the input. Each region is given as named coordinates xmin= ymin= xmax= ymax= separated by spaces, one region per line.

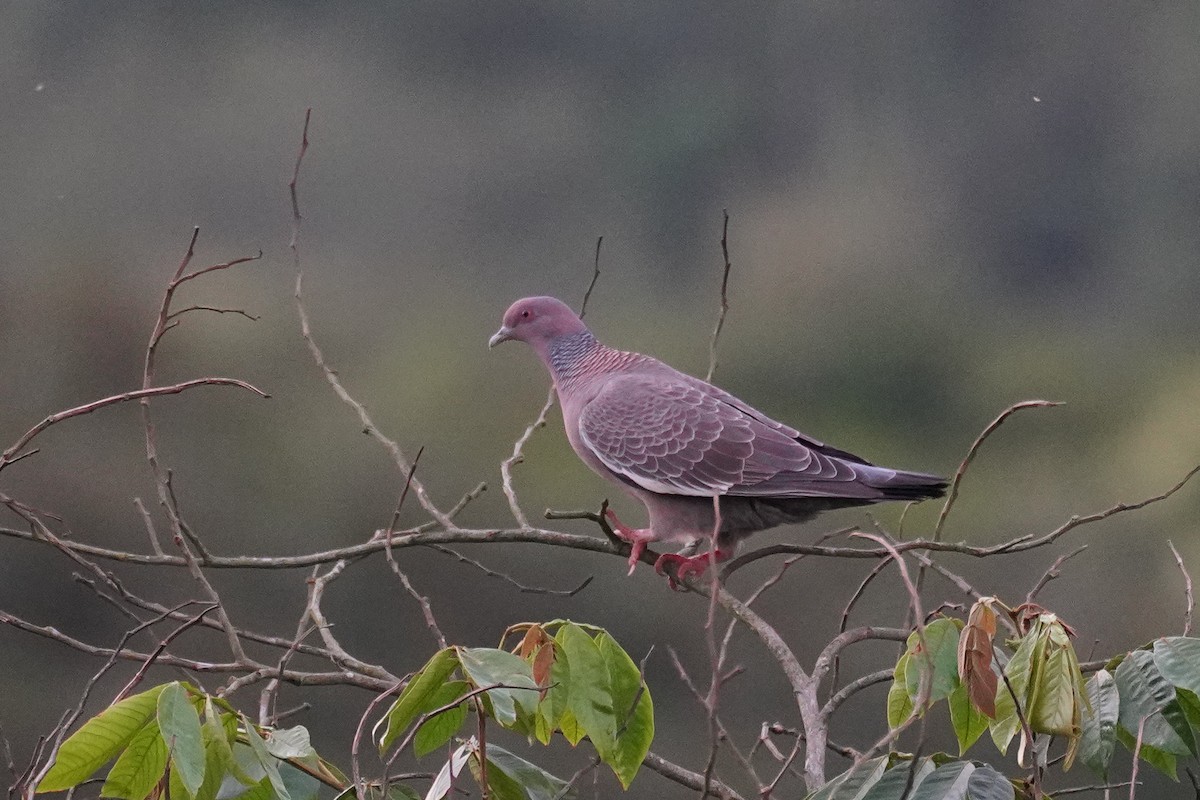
xmin=881 ymin=595 xmax=1200 ymax=792
xmin=34 ymin=621 xmax=652 ymax=800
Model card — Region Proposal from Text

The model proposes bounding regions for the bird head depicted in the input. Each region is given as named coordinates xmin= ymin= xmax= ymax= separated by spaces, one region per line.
xmin=488 ymin=296 xmax=588 ymax=350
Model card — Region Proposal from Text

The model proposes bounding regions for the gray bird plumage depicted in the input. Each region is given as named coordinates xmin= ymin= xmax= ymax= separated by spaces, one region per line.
xmin=490 ymin=296 xmax=947 ymax=586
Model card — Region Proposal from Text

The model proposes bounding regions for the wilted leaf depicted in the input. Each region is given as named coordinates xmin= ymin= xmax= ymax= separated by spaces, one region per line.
xmin=516 ymin=625 xmax=550 ymax=661
xmin=38 ymin=684 xmax=168 ymax=793
xmin=957 ymin=600 xmax=998 ymax=718
xmin=425 ymin=740 xmax=473 ymax=800
xmin=1028 ymin=622 xmax=1079 ymax=737
xmin=532 ymin=643 xmax=555 ymax=692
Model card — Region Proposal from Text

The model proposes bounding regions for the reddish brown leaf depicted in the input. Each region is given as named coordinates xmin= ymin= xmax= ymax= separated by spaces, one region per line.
xmin=532 ymin=642 xmax=556 ymax=700
xmin=958 ymin=600 xmax=999 ymax=718
xmin=517 ymin=624 xmax=549 ymax=660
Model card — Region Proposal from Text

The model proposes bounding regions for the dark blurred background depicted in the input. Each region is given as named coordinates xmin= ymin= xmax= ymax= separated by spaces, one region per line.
xmin=2 ymin=3 xmax=1198 ymax=797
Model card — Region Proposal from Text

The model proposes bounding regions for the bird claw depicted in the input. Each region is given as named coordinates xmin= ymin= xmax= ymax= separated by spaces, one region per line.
xmin=605 ymin=508 xmax=655 ymax=575
xmin=654 ymin=552 xmax=714 ymax=591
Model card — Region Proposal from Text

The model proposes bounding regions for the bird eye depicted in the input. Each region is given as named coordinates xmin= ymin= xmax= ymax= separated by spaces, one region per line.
xmin=521 ymin=310 xmax=531 ymax=319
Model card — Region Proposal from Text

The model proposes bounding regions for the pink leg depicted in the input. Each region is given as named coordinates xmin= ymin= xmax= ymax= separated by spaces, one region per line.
xmin=654 ymin=545 xmax=734 ymax=591
xmin=605 ymin=508 xmax=657 ymax=575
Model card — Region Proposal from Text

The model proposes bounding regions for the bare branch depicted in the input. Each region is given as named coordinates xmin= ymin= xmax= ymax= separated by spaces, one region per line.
xmin=579 ymin=236 xmax=603 ymax=319
xmin=822 ymin=669 xmax=894 ymax=719
xmin=289 ymin=108 xmax=311 ymax=251
xmin=641 ymin=751 xmax=745 ymax=800
xmin=0 ymin=379 xmax=267 ymax=470
xmin=304 ymin=560 xmax=399 ymax=683
xmin=424 ymin=544 xmax=593 ymax=596
xmin=295 ymin=274 xmax=455 ymax=528
xmin=706 ymin=209 xmax=733 ymax=383
xmin=1169 ymin=540 xmax=1194 ymax=637
xmin=1026 ymin=545 xmax=1089 ymax=604
xmin=933 ymin=400 xmax=1064 ymax=542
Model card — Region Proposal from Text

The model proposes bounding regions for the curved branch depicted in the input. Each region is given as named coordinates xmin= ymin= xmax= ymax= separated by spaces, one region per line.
xmin=1 ymin=379 xmax=268 ymax=470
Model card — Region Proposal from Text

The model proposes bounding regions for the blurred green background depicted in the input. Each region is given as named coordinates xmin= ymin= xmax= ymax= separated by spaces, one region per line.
xmin=2 ymin=3 xmax=1198 ymax=797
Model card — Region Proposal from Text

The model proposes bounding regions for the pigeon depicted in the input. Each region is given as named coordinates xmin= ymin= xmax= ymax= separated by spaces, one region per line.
xmin=489 ymin=296 xmax=947 ymax=587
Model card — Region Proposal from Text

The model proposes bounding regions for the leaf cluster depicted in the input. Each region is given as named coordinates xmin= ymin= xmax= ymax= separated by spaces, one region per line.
xmin=37 ymin=682 xmax=335 ymax=800
xmin=375 ymin=619 xmax=653 ymax=797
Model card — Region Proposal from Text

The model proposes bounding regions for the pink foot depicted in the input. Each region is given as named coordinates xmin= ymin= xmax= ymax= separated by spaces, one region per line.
xmin=605 ymin=508 xmax=656 ymax=575
xmin=654 ymin=547 xmax=734 ymax=591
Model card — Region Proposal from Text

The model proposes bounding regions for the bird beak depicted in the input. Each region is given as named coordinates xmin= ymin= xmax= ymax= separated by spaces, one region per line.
xmin=488 ymin=325 xmax=513 ymax=349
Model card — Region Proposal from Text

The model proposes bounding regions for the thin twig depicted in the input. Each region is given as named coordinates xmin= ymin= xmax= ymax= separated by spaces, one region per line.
xmin=1026 ymin=545 xmax=1089 ymax=603
xmin=933 ymin=400 xmax=1064 ymax=542
xmin=706 ymin=210 xmax=733 ymax=383
xmin=424 ymin=544 xmax=593 ymax=596
xmin=295 ymin=275 xmax=455 ymax=528
xmin=641 ymin=752 xmax=745 ymax=800
xmin=1130 ymin=715 xmax=1148 ymax=800
xmin=1169 ymin=540 xmax=1194 ymax=637
xmin=1 ymin=379 xmax=267 ymax=469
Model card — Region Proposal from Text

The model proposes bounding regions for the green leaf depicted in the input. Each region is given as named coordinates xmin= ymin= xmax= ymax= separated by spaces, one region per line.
xmin=264 ymin=726 xmax=314 ymax=760
xmin=596 ymin=631 xmax=653 ymax=788
xmin=1153 ymin=637 xmax=1200 ymax=695
xmin=243 ymin=717 xmax=291 ymax=800
xmin=482 ymin=744 xmax=570 ymax=800
xmin=536 ymin=641 xmax=571 ymax=744
xmin=158 ymin=682 xmax=206 ymax=797
xmin=37 ymin=684 xmax=168 ymax=792
xmin=458 ymin=647 xmax=539 ymax=726
xmin=887 ymin=654 xmax=914 ymax=729
xmin=413 ymin=681 xmax=469 ymax=757
xmin=100 ymin=722 xmax=167 ymax=800
xmin=1079 ymin=669 xmax=1118 ymax=780
xmin=379 ymin=648 xmax=460 ymax=751
xmin=964 ymin=763 xmax=1014 ymax=800
xmin=947 ymin=685 xmax=988 ymax=755
xmin=557 ymin=710 xmax=585 ymax=747
xmin=807 ymin=756 xmax=889 ymax=800
xmin=903 ymin=619 xmax=961 ymax=707
xmin=908 ymin=761 xmax=974 ymax=800
xmin=1027 ymin=624 xmax=1079 ymax=737
xmin=1114 ymin=650 xmax=1192 ymax=756
xmin=989 ymin=629 xmax=1037 ymax=754
xmin=557 ymin=624 xmax=615 ymax=759
xmin=278 ymin=761 xmax=320 ymax=800
xmin=1115 ymin=725 xmax=1177 ymax=779
xmin=859 ymin=758 xmax=936 ymax=800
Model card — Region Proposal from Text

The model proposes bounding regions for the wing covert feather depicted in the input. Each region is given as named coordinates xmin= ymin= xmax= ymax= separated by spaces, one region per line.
xmin=577 ymin=373 xmax=882 ymax=499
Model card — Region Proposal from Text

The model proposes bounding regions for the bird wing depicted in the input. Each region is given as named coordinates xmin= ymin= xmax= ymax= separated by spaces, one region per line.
xmin=577 ymin=372 xmax=878 ymax=499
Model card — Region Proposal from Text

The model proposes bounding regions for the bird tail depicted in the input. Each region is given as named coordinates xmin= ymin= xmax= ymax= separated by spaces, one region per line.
xmin=871 ymin=469 xmax=948 ymax=502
